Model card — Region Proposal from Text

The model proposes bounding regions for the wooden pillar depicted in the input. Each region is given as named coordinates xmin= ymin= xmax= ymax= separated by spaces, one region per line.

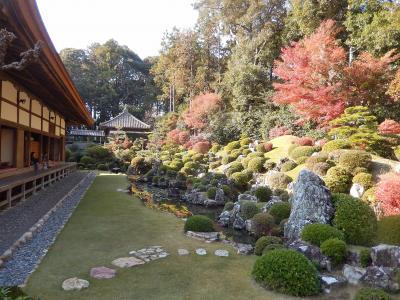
xmin=16 ymin=128 xmax=24 ymax=168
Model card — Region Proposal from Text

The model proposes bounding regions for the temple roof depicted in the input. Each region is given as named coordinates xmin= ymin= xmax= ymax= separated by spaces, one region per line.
xmin=69 ymin=129 xmax=105 ymax=137
xmin=99 ymin=109 xmax=150 ymax=130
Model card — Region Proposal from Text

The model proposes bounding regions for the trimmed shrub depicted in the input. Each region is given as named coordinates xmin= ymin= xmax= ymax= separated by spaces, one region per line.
xmin=289 ymin=146 xmax=316 ymax=161
xmin=305 ymin=153 xmax=328 ymax=170
xmin=225 ymin=141 xmax=241 ymax=152
xmin=376 ymin=216 xmax=400 ymax=245
xmin=264 ymin=143 xmax=273 ymax=152
xmin=262 ymin=243 xmax=286 ymax=255
xmin=256 ymin=143 xmax=266 ymax=153
xmin=207 ymin=187 xmax=217 ymax=199
xmin=254 ymin=236 xmax=283 ymax=256
xmin=96 ymin=163 xmax=108 ymax=171
xmin=320 ymin=238 xmax=347 ymax=265
xmin=230 ymin=149 xmax=242 ymax=159
xmin=247 ymin=157 xmax=266 ymax=172
xmin=226 ymin=162 xmax=244 ymax=177
xmin=295 ymin=156 xmax=309 ymax=164
xmin=296 ymin=137 xmax=315 ymax=146
xmin=338 ymin=150 xmax=372 ymax=173
xmin=80 ymin=155 xmax=95 ymax=166
xmin=266 ymin=172 xmax=292 ymax=190
xmin=360 ymin=249 xmax=371 ymax=268
xmin=324 ymin=166 xmax=352 ymax=193
xmin=352 ymin=172 xmax=373 ymax=190
xmin=253 ymin=186 xmax=272 ymax=202
xmin=224 ymin=201 xmax=235 ymax=211
xmin=252 ymin=213 xmax=275 ymax=237
xmin=240 ymin=137 xmax=251 ymax=146
xmin=313 ymin=162 xmax=331 ymax=176
xmin=362 ymin=187 xmax=377 ymax=205
xmin=240 ymin=202 xmax=259 ymax=220
xmin=221 ymin=155 xmax=234 ymax=165
xmin=322 ymin=139 xmax=351 ymax=152
xmin=184 ymin=161 xmax=199 ymax=169
xmin=221 ymin=185 xmax=232 ymax=196
xmin=209 ymin=161 xmax=221 ymax=170
xmin=333 ymin=194 xmax=377 ymax=246
xmin=280 ymin=161 xmax=297 ymax=172
xmin=264 ymin=161 xmax=276 ymax=171
xmin=301 ymin=223 xmax=345 ymax=246
xmin=252 ymin=249 xmax=320 ymax=297
xmin=376 ymin=173 xmax=400 ymax=216
xmin=230 ymin=171 xmax=252 ymax=187
xmin=192 ymin=141 xmax=211 ymax=154
xmin=192 ymin=153 xmax=205 ymax=163
xmin=210 ymin=144 xmax=222 ymax=153
xmin=354 ymin=287 xmax=392 ymax=300
xmin=242 ymin=149 xmax=251 ymax=155
xmin=248 ymin=152 xmax=265 ymax=158
xmin=269 ymin=202 xmax=291 ymax=224
xmin=184 ymin=215 xmax=214 ymax=232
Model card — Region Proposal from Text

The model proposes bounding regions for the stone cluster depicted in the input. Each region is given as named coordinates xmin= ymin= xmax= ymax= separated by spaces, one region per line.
xmin=129 ymin=246 xmax=169 ymax=262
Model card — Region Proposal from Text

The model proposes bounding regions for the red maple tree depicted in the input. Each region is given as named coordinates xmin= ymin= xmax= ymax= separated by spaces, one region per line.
xmin=376 ymin=173 xmax=400 ymax=216
xmin=378 ymin=119 xmax=400 ymax=135
xmin=183 ymin=93 xmax=221 ymax=130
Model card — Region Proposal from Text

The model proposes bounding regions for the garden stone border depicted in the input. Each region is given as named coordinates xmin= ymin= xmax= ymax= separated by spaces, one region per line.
xmin=0 ymin=172 xmax=96 ymax=286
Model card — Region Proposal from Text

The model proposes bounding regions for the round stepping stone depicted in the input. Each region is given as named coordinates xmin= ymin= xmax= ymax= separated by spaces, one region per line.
xmin=90 ymin=266 xmax=116 ymax=279
xmin=214 ymin=249 xmax=229 ymax=257
xmin=178 ymin=249 xmax=189 ymax=256
xmin=112 ymin=257 xmax=145 ymax=268
xmin=196 ymin=248 xmax=207 ymax=256
xmin=62 ymin=277 xmax=89 ymax=291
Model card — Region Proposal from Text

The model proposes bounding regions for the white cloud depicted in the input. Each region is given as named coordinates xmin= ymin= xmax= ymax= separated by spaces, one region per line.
xmin=36 ymin=0 xmax=198 ymax=58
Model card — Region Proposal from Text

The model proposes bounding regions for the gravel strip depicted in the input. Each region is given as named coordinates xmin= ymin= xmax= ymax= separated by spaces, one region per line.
xmin=0 ymin=172 xmax=96 ymax=286
xmin=0 ymin=171 xmax=87 ymax=255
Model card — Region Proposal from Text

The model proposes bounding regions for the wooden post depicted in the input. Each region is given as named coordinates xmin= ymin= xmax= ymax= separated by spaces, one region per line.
xmin=7 ymin=188 xmax=11 ymax=207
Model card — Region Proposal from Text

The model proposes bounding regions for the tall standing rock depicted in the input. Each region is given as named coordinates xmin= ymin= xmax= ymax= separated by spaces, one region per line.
xmin=284 ymin=170 xmax=334 ymax=240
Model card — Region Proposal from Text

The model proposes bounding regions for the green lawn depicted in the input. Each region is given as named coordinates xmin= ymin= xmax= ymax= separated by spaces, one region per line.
xmin=25 ymin=173 xmax=357 ymax=300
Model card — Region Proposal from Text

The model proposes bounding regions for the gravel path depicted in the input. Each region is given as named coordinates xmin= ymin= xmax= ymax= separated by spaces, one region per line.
xmin=0 ymin=171 xmax=87 ymax=255
xmin=0 ymin=172 xmax=96 ymax=286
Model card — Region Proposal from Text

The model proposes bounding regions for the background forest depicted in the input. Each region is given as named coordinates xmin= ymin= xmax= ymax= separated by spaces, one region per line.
xmin=61 ymin=0 xmax=400 ymax=146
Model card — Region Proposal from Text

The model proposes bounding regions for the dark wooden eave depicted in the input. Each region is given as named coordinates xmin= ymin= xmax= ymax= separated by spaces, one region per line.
xmin=0 ymin=0 xmax=93 ymax=125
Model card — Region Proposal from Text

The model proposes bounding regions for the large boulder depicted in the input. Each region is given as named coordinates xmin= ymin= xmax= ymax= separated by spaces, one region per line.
xmin=238 ymin=194 xmax=257 ymax=202
xmin=184 ymin=192 xmax=208 ymax=205
xmin=350 ymin=183 xmax=364 ymax=198
xmin=214 ymin=188 xmax=225 ymax=204
xmin=287 ymin=239 xmax=332 ymax=271
xmin=371 ymin=244 xmax=400 ymax=268
xmin=342 ymin=264 xmax=366 ymax=285
xmin=361 ymin=266 xmax=400 ymax=292
xmin=284 ymin=170 xmax=334 ymax=240
xmin=62 ymin=277 xmax=90 ymax=291
xmin=217 ymin=210 xmax=231 ymax=227
xmin=261 ymin=196 xmax=283 ymax=213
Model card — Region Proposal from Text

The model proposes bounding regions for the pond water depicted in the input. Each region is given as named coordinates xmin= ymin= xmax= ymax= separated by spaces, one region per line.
xmin=134 ymin=182 xmax=256 ymax=245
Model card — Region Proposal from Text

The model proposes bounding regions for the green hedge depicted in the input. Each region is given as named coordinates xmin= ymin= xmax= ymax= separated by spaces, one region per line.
xmin=338 ymin=150 xmax=372 ymax=173
xmin=252 ymin=249 xmax=320 ymax=297
xmin=184 ymin=215 xmax=214 ymax=232
xmin=240 ymin=202 xmax=260 ymax=220
xmin=322 ymin=139 xmax=351 ymax=152
xmin=247 ymin=157 xmax=266 ymax=172
xmin=301 ymin=223 xmax=345 ymax=246
xmin=354 ymin=287 xmax=392 ymax=300
xmin=266 ymin=172 xmax=292 ymax=190
xmin=252 ymin=213 xmax=275 ymax=237
xmin=320 ymin=238 xmax=347 ymax=265
xmin=324 ymin=166 xmax=352 ymax=193
xmin=253 ymin=186 xmax=272 ymax=202
xmin=269 ymin=202 xmax=291 ymax=224
xmin=254 ymin=236 xmax=282 ymax=256
xmin=376 ymin=216 xmax=400 ymax=246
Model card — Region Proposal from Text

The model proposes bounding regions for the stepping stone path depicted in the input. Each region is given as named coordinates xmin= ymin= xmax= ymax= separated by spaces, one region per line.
xmin=196 ymin=248 xmax=207 ymax=256
xmin=214 ymin=249 xmax=229 ymax=257
xmin=178 ymin=249 xmax=189 ymax=256
xmin=90 ymin=266 xmax=116 ymax=279
xmin=112 ymin=257 xmax=145 ymax=268
xmin=62 ymin=277 xmax=89 ymax=291
xmin=129 ymin=246 xmax=169 ymax=262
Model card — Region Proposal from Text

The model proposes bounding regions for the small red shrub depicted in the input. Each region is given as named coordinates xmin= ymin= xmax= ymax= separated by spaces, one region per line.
xmin=264 ymin=142 xmax=273 ymax=152
xmin=269 ymin=126 xmax=292 ymax=139
xmin=376 ymin=173 xmax=400 ymax=216
xmin=192 ymin=141 xmax=211 ymax=154
xmin=297 ymin=137 xmax=315 ymax=146
xmin=378 ymin=119 xmax=400 ymax=135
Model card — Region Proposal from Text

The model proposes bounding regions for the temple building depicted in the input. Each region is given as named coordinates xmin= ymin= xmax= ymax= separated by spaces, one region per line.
xmin=0 ymin=0 xmax=92 ymax=209
xmin=99 ymin=108 xmax=151 ymax=138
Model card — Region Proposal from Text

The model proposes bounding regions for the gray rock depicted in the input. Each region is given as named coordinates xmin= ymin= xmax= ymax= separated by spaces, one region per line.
xmin=371 ymin=244 xmax=400 ymax=268
xmin=238 ymin=194 xmax=257 ymax=202
xmin=234 ymin=243 xmax=253 ymax=255
xmin=184 ymin=192 xmax=208 ymax=205
xmin=233 ymin=215 xmax=246 ymax=230
xmin=204 ymin=199 xmax=218 ymax=207
xmin=342 ymin=264 xmax=366 ymax=285
xmin=90 ymin=266 xmax=116 ymax=279
xmin=167 ymin=187 xmax=181 ymax=198
xmin=214 ymin=188 xmax=225 ymax=204
xmin=319 ymin=274 xmax=347 ymax=293
xmin=361 ymin=266 xmax=400 ymax=292
xmin=62 ymin=277 xmax=89 ymax=291
xmin=346 ymin=250 xmax=361 ymax=266
xmin=214 ymin=249 xmax=229 ymax=257
xmin=261 ymin=196 xmax=283 ymax=213
xmin=245 ymin=219 xmax=253 ymax=232
xmin=196 ymin=248 xmax=207 ymax=256
xmin=111 ymin=257 xmax=145 ymax=268
xmin=284 ymin=170 xmax=334 ymax=240
xmin=350 ymin=183 xmax=364 ymax=198
xmin=186 ymin=231 xmax=220 ymax=242
xmin=217 ymin=210 xmax=231 ymax=227
xmin=178 ymin=249 xmax=189 ymax=256
xmin=287 ymin=239 xmax=332 ymax=271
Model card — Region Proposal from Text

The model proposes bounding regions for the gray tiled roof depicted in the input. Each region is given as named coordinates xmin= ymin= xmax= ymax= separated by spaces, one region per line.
xmin=69 ymin=129 xmax=105 ymax=137
xmin=99 ymin=110 xmax=150 ymax=130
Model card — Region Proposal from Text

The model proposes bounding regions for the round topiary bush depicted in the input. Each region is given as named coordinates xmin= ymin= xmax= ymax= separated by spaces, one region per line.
xmin=247 ymin=157 xmax=266 ymax=173
xmin=80 ymin=155 xmax=95 ymax=166
xmin=240 ymin=137 xmax=251 ymax=146
xmin=231 ymin=171 xmax=252 ymax=187
xmin=324 ymin=166 xmax=352 ymax=193
xmin=264 ymin=161 xmax=276 ymax=171
xmin=280 ymin=161 xmax=297 ymax=172
xmin=333 ymin=193 xmax=377 ymax=246
xmin=320 ymin=238 xmax=347 ymax=265
xmin=210 ymin=144 xmax=222 ymax=153
xmin=269 ymin=202 xmax=291 ymax=224
xmin=221 ymin=155 xmax=234 ymax=165
xmin=352 ymin=172 xmax=373 ymax=190
xmin=252 ymin=213 xmax=275 ymax=237
xmin=376 ymin=215 xmax=400 ymax=245
xmin=256 ymin=143 xmax=267 ymax=153
xmin=262 ymin=243 xmax=286 ymax=255
xmin=289 ymin=146 xmax=316 ymax=161
xmin=313 ymin=162 xmax=331 ymax=176
xmin=184 ymin=161 xmax=199 ymax=169
xmin=226 ymin=161 xmax=244 ymax=177
xmin=225 ymin=141 xmax=241 ymax=152
xmin=184 ymin=215 xmax=214 ymax=232
xmin=322 ymin=139 xmax=351 ymax=153
xmin=305 ymin=153 xmax=328 ymax=170
xmin=240 ymin=201 xmax=259 ymax=220
xmin=254 ymin=236 xmax=282 ymax=256
xmin=338 ymin=150 xmax=372 ymax=173
xmin=266 ymin=172 xmax=292 ymax=190
xmin=253 ymin=186 xmax=272 ymax=202
xmin=209 ymin=161 xmax=222 ymax=170
xmin=354 ymin=287 xmax=392 ymax=300
xmin=207 ymin=187 xmax=217 ymax=199
xmin=252 ymin=249 xmax=320 ymax=297
xmin=224 ymin=201 xmax=235 ymax=211
xmin=301 ymin=223 xmax=345 ymax=246
xmin=96 ymin=163 xmax=108 ymax=171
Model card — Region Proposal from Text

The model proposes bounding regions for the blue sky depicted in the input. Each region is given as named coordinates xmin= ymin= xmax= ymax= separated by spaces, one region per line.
xmin=36 ymin=0 xmax=198 ymax=59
